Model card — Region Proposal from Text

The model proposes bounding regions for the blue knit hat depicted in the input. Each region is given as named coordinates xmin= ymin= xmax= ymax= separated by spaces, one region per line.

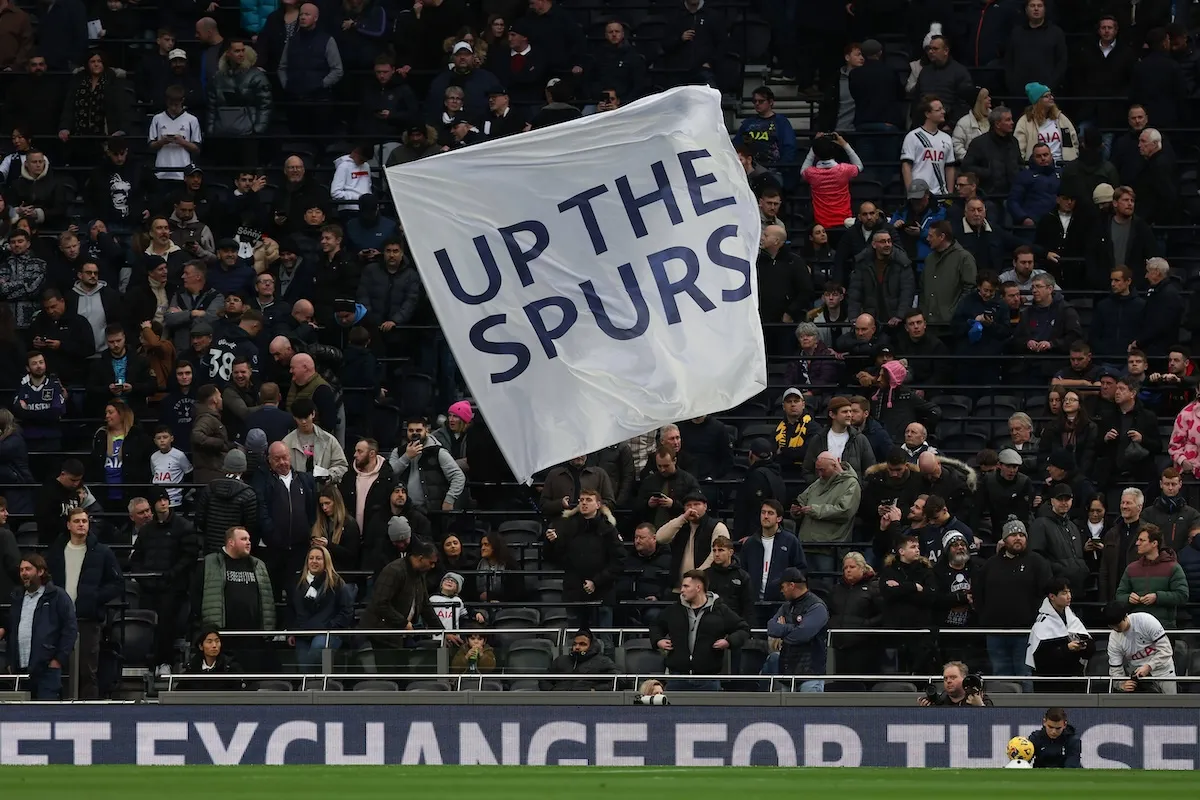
xmin=1025 ymin=82 xmax=1051 ymax=106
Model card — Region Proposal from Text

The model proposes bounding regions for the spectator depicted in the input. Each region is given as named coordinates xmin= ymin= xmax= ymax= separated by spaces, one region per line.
xmin=29 ymin=288 xmax=94 ymax=384
xmin=675 ymin=416 xmax=731 ymax=482
xmin=544 ymin=490 xmax=625 ymax=629
xmin=165 ymin=262 xmax=223 ymax=352
xmin=1090 ymin=266 xmax=1145 ymax=364
xmin=1037 ymin=391 xmax=1098 ymax=476
xmin=1061 ymin=127 xmax=1121 ymax=207
xmin=739 ymin=499 xmax=808 ymax=611
xmin=847 ymin=230 xmax=914 ymax=327
xmin=14 ymin=351 xmax=67 ymax=454
xmin=952 ymin=88 xmax=991 ymax=162
xmin=1129 ymin=28 xmax=1187 ymax=129
xmin=195 ymin=448 xmax=260 ymax=553
xmin=206 ymin=40 xmax=272 ymax=169
xmin=736 ymin=86 xmax=797 ymax=169
xmin=793 ymin=452 xmax=861 ymax=574
xmin=732 ymin=439 xmax=787 ymax=537
xmin=361 ymin=538 xmax=440 ymax=650
xmin=1025 ymin=576 xmax=1094 ymax=693
xmin=1017 ymin=275 xmax=1083 ymax=376
xmin=765 ymin=568 xmax=830 ymax=692
xmin=1104 ymin=601 xmax=1177 ymax=694
xmin=1027 ymin=484 xmax=1090 ymax=592
xmin=1095 ymin=376 xmax=1160 ymax=491
xmin=34 ymin=458 xmax=85 ymax=546
xmin=450 ymin=629 xmax=497 ymax=674
xmin=914 ymin=36 xmax=975 ymax=125
xmin=129 ymin=489 xmax=199 ymax=675
xmin=800 ymin=134 xmax=861 ymax=228
xmin=88 ymin=400 xmax=153 ymax=510
xmin=545 ymin=628 xmax=618 ymax=691
xmin=651 ymin=569 xmax=749 ymax=692
xmin=655 ymin=490 xmax=728 ymax=590
xmin=362 ymin=483 xmax=431 ymax=575
xmin=704 ymin=535 xmax=752 ymax=622
xmin=1008 ymin=144 xmax=1060 ymax=230
xmin=1015 ymin=84 xmax=1078 ymax=164
xmin=901 ymin=423 xmax=936 ymax=464
xmin=879 ymin=533 xmax=936 ymax=672
xmin=834 ymin=202 xmax=887 ymax=283
xmin=57 ymin=51 xmax=132 ymax=163
xmin=934 ymin=530 xmax=986 ymax=656
xmin=962 ymin=106 xmax=1022 ymax=196
xmin=974 ymin=518 xmax=1053 ymax=684
xmin=88 ymin=323 xmax=156 ymax=414
xmin=424 ymin=41 xmax=500 ymax=121
xmin=330 ymin=143 xmax=372 ymax=216
xmin=180 ymin=626 xmax=242 ymax=691
xmin=192 ymin=526 xmax=275 ymax=666
xmin=586 ymin=20 xmax=646 ymax=104
xmin=0 ymin=553 xmax=77 ymax=700
xmin=0 ymin=229 xmax=47 ymax=328
xmin=278 ymin=4 xmax=345 ymax=129
xmin=890 ymin=181 xmax=946 ymax=276
xmin=849 ymin=38 xmax=904 ymax=173
xmin=45 ymin=506 xmax=122 ymax=699
xmin=827 ymin=551 xmax=881 ymax=679
xmin=311 ymin=484 xmax=361 ymax=571
xmin=1099 ymin=488 xmax=1147 ymax=602
xmin=786 ymin=322 xmax=842 ymax=393
xmin=339 ymin=437 xmax=394 ymax=538
xmin=621 ymin=523 xmax=672 ymax=623
xmin=922 ymin=220 xmax=978 ymax=328
xmin=659 ymin=0 xmax=724 ymax=88
xmin=901 ymin=96 xmax=956 ymax=196
xmin=1116 ymin=524 xmax=1189 ymax=627
xmin=1071 ymin=15 xmax=1137 ymax=131
xmin=1004 ymin=0 xmax=1068 ymax=97
xmin=286 ymin=353 xmax=340 ymax=437
xmin=10 ymin=150 xmax=67 ymax=231
xmin=807 ymin=281 xmax=851 ymax=348
xmin=1142 ymin=468 xmax=1200 ymax=550
xmin=260 ymin=441 xmax=317 ymax=599
xmin=289 ymin=544 xmax=354 ymax=672
xmin=636 ymin=446 xmax=701 ymax=529
xmin=1137 ymin=259 xmax=1183 ymax=359
xmin=1132 ymin=128 xmax=1178 ymax=227
xmin=190 ymin=384 xmax=234 ymax=485
xmin=282 ymin=397 xmax=347 ymax=484
xmin=802 ymin=397 xmax=876 ymax=482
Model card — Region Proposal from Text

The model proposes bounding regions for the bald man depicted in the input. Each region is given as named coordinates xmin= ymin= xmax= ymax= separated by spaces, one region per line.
xmin=278 ymin=2 xmax=344 ymax=136
xmin=836 ymin=313 xmax=889 ymax=383
xmin=290 ymin=298 xmax=318 ymax=344
xmin=286 ymin=352 xmax=339 ymax=440
xmin=260 ymin=440 xmax=317 ymax=599
xmin=757 ymin=222 xmax=813 ymax=353
xmin=918 ymin=450 xmax=972 ymax=520
xmin=793 ymin=450 xmax=862 ymax=577
xmin=196 ymin=17 xmax=226 ymax=90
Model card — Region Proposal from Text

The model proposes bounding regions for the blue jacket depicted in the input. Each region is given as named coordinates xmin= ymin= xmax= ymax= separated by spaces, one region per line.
xmin=951 ymin=290 xmax=1012 ymax=354
xmin=14 ymin=374 xmax=67 ymax=441
xmin=45 ymin=533 xmax=123 ymax=621
xmin=739 ymin=530 xmax=808 ymax=602
xmin=345 ymin=215 xmax=398 ymax=256
xmin=206 ymin=261 xmax=257 ymax=302
xmin=290 ymin=574 xmax=357 ymax=630
xmin=1178 ymin=536 xmax=1200 ymax=604
xmin=1028 ymin=723 xmax=1082 ymax=768
xmin=284 ymin=26 xmax=335 ymax=97
xmin=766 ymin=591 xmax=829 ymax=675
xmin=4 ymin=581 xmax=77 ymax=674
xmin=240 ymin=0 xmax=278 ymax=34
xmin=1089 ymin=291 xmax=1146 ymax=362
xmin=735 ymin=114 xmax=797 ymax=167
xmin=861 ymin=418 xmax=894 ymax=463
xmin=1007 ymin=158 xmax=1060 ymax=224
xmin=888 ymin=202 xmax=945 ymax=269
xmin=243 ymin=405 xmax=295 ymax=445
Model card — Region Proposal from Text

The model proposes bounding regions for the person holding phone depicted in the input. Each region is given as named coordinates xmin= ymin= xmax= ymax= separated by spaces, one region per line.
xmin=539 ymin=455 xmax=615 ymax=518
xmin=949 ymin=269 xmax=1009 ymax=387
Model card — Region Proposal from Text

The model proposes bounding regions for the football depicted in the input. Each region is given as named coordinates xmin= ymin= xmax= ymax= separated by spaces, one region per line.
xmin=1007 ymin=736 xmax=1035 ymax=762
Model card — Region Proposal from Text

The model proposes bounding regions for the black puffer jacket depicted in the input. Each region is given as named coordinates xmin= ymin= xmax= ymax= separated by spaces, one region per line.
xmin=828 ymin=574 xmax=882 ymax=648
xmin=878 ymin=554 xmax=935 ymax=629
xmin=544 ymin=640 xmax=618 ymax=691
xmin=45 ymin=533 xmax=122 ymax=621
xmin=650 ymin=592 xmax=750 ymax=676
xmin=544 ymin=507 xmax=626 ymax=603
xmin=128 ymin=511 xmax=201 ymax=594
xmin=195 ymin=476 xmax=262 ymax=554
xmin=1027 ymin=512 xmax=1090 ymax=594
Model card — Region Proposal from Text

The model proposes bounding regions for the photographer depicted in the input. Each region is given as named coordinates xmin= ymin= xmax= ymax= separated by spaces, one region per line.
xmin=1028 ymin=707 xmax=1082 ymax=768
xmin=918 ymin=660 xmax=993 ymax=707
xmin=1104 ymin=600 xmax=1177 ymax=694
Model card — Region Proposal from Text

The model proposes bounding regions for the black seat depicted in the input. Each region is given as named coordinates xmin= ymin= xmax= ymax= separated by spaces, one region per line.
xmin=406 ymin=680 xmax=451 ymax=691
xmin=871 ymin=681 xmax=920 ymax=692
xmin=353 ymin=680 xmax=400 ymax=691
xmin=504 ymin=639 xmax=556 ymax=673
xmin=257 ymin=680 xmax=294 ymax=691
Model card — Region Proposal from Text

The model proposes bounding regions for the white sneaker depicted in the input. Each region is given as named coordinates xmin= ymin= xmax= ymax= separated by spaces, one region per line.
xmin=156 ymin=664 xmax=171 ymax=677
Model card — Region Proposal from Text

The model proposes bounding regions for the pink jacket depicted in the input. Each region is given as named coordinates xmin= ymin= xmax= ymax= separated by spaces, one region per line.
xmin=1168 ymin=401 xmax=1200 ymax=476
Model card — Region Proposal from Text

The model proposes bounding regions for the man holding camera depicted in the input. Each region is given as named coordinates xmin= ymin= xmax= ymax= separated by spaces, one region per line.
xmin=917 ymin=660 xmax=993 ymax=707
xmin=1104 ymin=600 xmax=1177 ymax=694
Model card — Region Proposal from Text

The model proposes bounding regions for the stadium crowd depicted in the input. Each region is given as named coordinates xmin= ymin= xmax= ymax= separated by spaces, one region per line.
xmin=2 ymin=0 xmax=1200 ymax=699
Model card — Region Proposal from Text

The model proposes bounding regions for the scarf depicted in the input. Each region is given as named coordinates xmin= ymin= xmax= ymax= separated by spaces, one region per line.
xmin=1158 ymin=494 xmax=1184 ymax=515
xmin=1025 ymin=597 xmax=1089 ymax=668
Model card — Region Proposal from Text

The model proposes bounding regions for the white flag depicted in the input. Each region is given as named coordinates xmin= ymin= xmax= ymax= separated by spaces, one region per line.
xmin=385 ymin=86 xmax=766 ymax=483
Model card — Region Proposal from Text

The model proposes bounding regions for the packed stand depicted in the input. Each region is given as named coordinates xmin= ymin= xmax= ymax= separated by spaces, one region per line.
xmin=2 ymin=0 xmax=1200 ymax=698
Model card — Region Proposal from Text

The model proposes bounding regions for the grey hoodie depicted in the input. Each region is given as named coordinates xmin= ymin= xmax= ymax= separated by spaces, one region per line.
xmin=72 ymin=280 xmax=110 ymax=353
xmin=682 ymin=590 xmax=717 ymax=653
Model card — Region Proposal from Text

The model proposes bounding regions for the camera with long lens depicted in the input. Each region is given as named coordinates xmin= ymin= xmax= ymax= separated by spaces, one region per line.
xmin=924 ymin=683 xmax=940 ymax=702
xmin=962 ymin=673 xmax=984 ymax=694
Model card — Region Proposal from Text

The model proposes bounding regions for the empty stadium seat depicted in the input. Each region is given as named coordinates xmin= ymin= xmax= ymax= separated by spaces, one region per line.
xmin=504 ymin=639 xmax=556 ymax=673
xmin=111 ymin=619 xmax=156 ymax=668
xmin=871 ymin=681 xmax=920 ymax=692
xmin=623 ymin=649 xmax=666 ymax=676
xmin=257 ymin=680 xmax=294 ymax=692
xmin=353 ymin=680 xmax=400 ymax=691
xmin=985 ymin=681 xmax=1023 ymax=693
xmin=406 ymin=680 xmax=451 ymax=691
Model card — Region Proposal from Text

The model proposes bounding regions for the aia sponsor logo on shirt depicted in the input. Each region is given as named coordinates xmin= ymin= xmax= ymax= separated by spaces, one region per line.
xmin=920 ymin=149 xmax=945 ymax=162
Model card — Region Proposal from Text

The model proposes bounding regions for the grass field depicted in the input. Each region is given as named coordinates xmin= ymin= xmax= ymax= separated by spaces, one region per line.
xmin=0 ymin=766 xmax=1188 ymax=797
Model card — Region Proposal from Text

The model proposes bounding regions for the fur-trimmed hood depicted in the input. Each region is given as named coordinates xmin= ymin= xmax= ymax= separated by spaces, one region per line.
xmin=883 ymin=553 xmax=932 ymax=569
xmin=865 ymin=462 xmax=919 ymax=479
xmin=560 ymin=505 xmax=617 ymax=526
xmin=935 ymin=455 xmax=978 ymax=492
xmin=219 ymin=45 xmax=259 ymax=71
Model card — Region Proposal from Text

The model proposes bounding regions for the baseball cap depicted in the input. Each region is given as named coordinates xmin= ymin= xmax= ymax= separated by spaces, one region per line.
xmin=1093 ymin=183 xmax=1115 ymax=204
xmin=748 ymin=438 xmax=774 ymax=459
xmin=184 ymin=164 xmax=204 ymax=176
xmin=487 ymin=86 xmax=509 ymax=96
xmin=779 ymin=567 xmax=807 ymax=585
xmin=683 ymin=490 xmax=708 ymax=505
xmin=216 ymin=237 xmax=239 ymax=251
xmin=907 ymin=179 xmax=931 ymax=199
xmin=1051 ymin=483 xmax=1075 ymax=499
xmin=783 ymin=387 xmax=803 ymax=400
xmin=860 ymin=39 xmax=883 ymax=58
xmin=168 ymin=48 xmax=188 ymax=61
xmin=452 ymin=41 xmax=473 ymax=54
xmin=997 ymin=448 xmax=1022 ymax=467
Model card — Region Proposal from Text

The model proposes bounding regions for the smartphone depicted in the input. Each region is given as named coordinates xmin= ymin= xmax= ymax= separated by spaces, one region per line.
xmin=653 ymin=492 xmax=668 ymax=500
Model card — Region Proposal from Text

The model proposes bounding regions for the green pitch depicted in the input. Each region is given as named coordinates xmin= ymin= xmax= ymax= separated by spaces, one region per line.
xmin=0 ymin=766 xmax=1188 ymax=797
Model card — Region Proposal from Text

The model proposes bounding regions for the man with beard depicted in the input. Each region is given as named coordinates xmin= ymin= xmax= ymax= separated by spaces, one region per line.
xmin=934 ymin=530 xmax=987 ymax=665
xmin=363 ymin=483 xmax=431 ymax=574
xmin=975 ymin=518 xmax=1053 ymax=686
xmin=862 ymin=447 xmax=922 ymax=532
xmin=620 ymin=523 xmax=671 ymax=625
xmin=5 ymin=52 xmax=65 ymax=140
xmin=0 ymin=553 xmax=77 ymax=700
xmin=878 ymin=493 xmax=929 ymax=561
xmin=1028 ymin=484 xmax=1090 ymax=593
xmin=975 ymin=449 xmax=1035 ymax=543
xmin=544 ymin=489 xmax=626 ymax=631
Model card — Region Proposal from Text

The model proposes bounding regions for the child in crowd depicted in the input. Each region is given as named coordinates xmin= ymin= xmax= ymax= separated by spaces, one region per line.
xmin=151 ymin=425 xmax=192 ymax=507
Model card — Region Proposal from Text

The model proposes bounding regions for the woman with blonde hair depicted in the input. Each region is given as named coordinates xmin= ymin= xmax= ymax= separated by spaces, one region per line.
xmin=1015 ymin=83 xmax=1078 ymax=163
xmin=290 ymin=544 xmax=356 ymax=671
xmin=89 ymin=400 xmax=152 ymax=508
xmin=827 ymin=551 xmax=881 ymax=685
xmin=952 ymin=87 xmax=991 ymax=161
xmin=312 ymin=484 xmax=361 ymax=570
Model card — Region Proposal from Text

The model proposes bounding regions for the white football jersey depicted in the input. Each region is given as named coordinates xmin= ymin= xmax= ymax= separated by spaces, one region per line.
xmin=901 ymin=126 xmax=955 ymax=194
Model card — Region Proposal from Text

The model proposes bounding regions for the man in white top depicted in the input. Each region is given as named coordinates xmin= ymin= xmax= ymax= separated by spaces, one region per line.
xmin=148 ymin=82 xmax=202 ymax=183
xmin=901 ymin=94 xmax=956 ymax=195
xmin=1104 ymin=600 xmax=1176 ymax=694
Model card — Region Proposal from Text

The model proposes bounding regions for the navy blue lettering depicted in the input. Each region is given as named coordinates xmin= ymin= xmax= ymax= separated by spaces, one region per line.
xmin=500 ymin=221 xmax=550 ymax=287
xmin=523 ymin=296 xmax=579 ymax=359
xmin=615 ymin=161 xmax=683 ymax=238
xmin=678 ymin=149 xmax=736 ymax=216
xmin=436 ymin=238 xmax=502 ymax=304
xmin=707 ymin=225 xmax=752 ymax=301
xmin=469 ymin=314 xmax=531 ymax=384
xmin=558 ymin=185 xmax=611 ymax=256
xmin=648 ymin=246 xmax=715 ymax=324
xmin=580 ymin=263 xmax=650 ymax=340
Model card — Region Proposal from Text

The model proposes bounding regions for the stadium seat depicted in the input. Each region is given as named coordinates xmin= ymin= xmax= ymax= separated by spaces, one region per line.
xmin=353 ymin=680 xmax=400 ymax=691
xmin=624 ymin=649 xmax=666 ymax=675
xmin=504 ymin=639 xmax=556 ymax=673
xmin=1188 ymin=653 xmax=1200 ymax=692
xmin=257 ymin=680 xmax=295 ymax=691
xmin=460 ymin=680 xmax=505 ymax=691
xmin=313 ymin=680 xmax=344 ymax=691
xmin=985 ymin=681 xmax=1022 ymax=693
xmin=930 ymin=395 xmax=971 ymax=418
xmin=110 ymin=618 xmax=156 ymax=667
xmin=406 ymin=680 xmax=451 ymax=691
xmin=740 ymin=423 xmax=778 ymax=447
xmin=1173 ymin=640 xmax=1189 ymax=677
xmin=871 ymin=681 xmax=920 ymax=692
xmin=494 ymin=608 xmax=542 ymax=645
xmin=15 ymin=523 xmax=38 ymax=549
xmin=508 ymin=680 xmax=542 ymax=691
